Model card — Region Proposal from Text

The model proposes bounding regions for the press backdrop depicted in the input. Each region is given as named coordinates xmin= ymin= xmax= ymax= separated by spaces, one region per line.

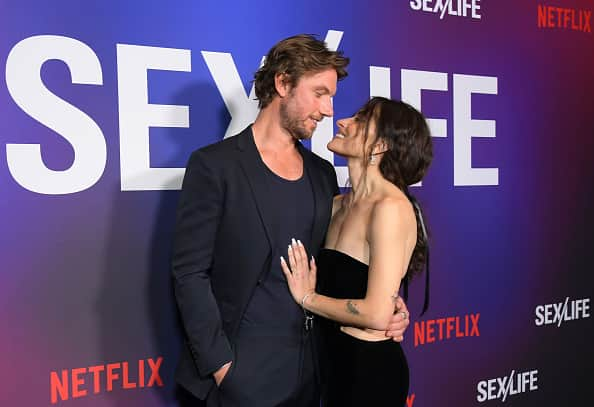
xmin=1 ymin=1 xmax=593 ymax=406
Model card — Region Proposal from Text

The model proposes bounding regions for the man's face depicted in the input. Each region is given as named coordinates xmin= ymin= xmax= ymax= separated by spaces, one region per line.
xmin=279 ymin=68 xmax=337 ymax=140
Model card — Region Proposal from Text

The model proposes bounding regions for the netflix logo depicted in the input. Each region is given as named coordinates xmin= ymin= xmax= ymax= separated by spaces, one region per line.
xmin=50 ymin=357 xmax=163 ymax=404
xmin=414 ymin=313 xmax=480 ymax=347
xmin=537 ymin=4 xmax=592 ymax=33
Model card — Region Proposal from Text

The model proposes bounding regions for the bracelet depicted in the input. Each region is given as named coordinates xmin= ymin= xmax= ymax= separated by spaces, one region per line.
xmin=301 ymin=291 xmax=315 ymax=308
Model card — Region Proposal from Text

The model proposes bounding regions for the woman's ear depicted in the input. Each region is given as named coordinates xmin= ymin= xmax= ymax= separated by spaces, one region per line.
xmin=372 ymin=139 xmax=389 ymax=155
xmin=274 ymin=72 xmax=290 ymax=98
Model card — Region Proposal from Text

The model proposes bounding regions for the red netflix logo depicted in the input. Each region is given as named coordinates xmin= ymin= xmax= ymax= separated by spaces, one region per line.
xmin=50 ymin=357 xmax=163 ymax=404
xmin=414 ymin=313 xmax=480 ymax=347
xmin=407 ymin=393 xmax=416 ymax=407
xmin=537 ymin=4 xmax=592 ymax=33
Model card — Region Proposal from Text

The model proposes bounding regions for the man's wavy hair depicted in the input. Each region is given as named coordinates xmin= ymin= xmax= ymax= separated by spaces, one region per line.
xmin=253 ymin=34 xmax=349 ymax=108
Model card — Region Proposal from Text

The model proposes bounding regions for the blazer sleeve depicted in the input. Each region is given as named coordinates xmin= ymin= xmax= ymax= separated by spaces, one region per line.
xmin=172 ymin=149 xmax=233 ymax=377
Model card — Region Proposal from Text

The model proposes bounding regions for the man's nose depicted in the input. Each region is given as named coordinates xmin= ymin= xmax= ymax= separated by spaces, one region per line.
xmin=320 ymin=97 xmax=333 ymax=117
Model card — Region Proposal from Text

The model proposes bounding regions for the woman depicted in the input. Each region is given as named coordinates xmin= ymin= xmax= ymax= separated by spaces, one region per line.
xmin=280 ymin=97 xmax=432 ymax=406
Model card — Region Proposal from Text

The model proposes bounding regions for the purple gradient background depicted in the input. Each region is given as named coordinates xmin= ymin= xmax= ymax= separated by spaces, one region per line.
xmin=1 ymin=1 xmax=593 ymax=405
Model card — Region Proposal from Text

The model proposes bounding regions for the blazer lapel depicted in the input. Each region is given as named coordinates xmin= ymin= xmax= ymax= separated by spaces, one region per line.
xmin=236 ymin=126 xmax=277 ymax=251
xmin=298 ymin=143 xmax=332 ymax=253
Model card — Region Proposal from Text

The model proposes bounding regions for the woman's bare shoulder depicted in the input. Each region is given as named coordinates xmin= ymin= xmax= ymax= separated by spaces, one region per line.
xmin=370 ymin=194 xmax=415 ymax=230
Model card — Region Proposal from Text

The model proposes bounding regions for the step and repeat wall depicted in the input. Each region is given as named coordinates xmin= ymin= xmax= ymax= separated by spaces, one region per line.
xmin=1 ymin=1 xmax=593 ymax=406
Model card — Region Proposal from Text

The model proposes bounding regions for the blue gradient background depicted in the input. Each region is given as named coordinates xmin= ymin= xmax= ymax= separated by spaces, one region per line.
xmin=1 ymin=1 xmax=593 ymax=405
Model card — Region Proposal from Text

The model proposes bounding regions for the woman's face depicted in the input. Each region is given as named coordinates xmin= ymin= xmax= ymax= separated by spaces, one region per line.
xmin=327 ymin=112 xmax=377 ymax=160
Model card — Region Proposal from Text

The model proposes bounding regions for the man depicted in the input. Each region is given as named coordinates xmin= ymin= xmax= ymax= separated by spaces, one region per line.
xmin=172 ymin=34 xmax=410 ymax=406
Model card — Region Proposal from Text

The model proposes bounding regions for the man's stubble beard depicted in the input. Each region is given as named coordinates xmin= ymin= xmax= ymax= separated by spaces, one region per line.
xmin=279 ymin=94 xmax=312 ymax=141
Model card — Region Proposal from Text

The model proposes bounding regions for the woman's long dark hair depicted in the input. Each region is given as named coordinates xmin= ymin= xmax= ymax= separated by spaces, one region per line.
xmin=357 ymin=97 xmax=433 ymax=297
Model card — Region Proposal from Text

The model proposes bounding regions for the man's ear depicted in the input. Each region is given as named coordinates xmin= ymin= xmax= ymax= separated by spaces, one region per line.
xmin=274 ymin=72 xmax=291 ymax=98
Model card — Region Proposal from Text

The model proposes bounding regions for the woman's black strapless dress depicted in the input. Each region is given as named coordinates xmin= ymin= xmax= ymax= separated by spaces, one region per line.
xmin=316 ymin=248 xmax=409 ymax=407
